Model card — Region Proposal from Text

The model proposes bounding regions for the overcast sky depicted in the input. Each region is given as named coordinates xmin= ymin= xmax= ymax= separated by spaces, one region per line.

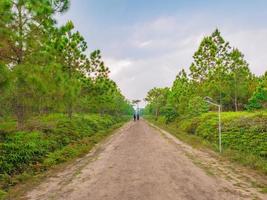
xmin=56 ymin=0 xmax=267 ymax=107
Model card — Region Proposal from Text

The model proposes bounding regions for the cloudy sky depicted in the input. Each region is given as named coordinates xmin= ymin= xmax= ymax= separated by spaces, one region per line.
xmin=57 ymin=0 xmax=267 ymax=107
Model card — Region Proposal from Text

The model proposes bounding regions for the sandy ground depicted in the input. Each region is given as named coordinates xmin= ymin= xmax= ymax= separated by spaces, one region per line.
xmin=26 ymin=120 xmax=267 ymax=200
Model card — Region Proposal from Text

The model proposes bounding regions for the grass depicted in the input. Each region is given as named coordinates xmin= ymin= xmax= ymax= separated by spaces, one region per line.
xmin=185 ymin=152 xmax=215 ymax=176
xmin=0 ymin=113 xmax=129 ymax=199
xmin=146 ymin=116 xmax=213 ymax=150
xmin=261 ymin=187 xmax=267 ymax=193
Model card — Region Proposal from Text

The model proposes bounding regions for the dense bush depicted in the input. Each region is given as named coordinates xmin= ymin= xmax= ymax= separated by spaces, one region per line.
xmin=0 ymin=114 xmax=127 ymax=175
xmin=178 ymin=112 xmax=267 ymax=159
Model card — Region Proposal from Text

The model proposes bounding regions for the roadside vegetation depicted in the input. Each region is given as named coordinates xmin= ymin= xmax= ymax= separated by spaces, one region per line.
xmin=0 ymin=114 xmax=129 ymax=199
xmin=0 ymin=0 xmax=133 ymax=198
xmin=144 ymin=29 xmax=267 ymax=175
xmin=146 ymin=112 xmax=267 ymax=175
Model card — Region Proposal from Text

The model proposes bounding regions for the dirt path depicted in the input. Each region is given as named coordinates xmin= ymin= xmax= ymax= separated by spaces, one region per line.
xmin=26 ymin=120 xmax=266 ymax=200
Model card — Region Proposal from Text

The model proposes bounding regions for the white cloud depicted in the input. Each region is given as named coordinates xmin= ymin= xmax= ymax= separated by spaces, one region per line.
xmin=105 ymin=58 xmax=133 ymax=77
xmin=55 ymin=1 xmax=267 ymax=108
xmin=224 ymin=29 xmax=267 ymax=75
xmin=137 ymin=40 xmax=152 ymax=48
xmin=85 ymin=15 xmax=267 ymax=107
xmin=113 ymin=16 xmax=267 ymax=105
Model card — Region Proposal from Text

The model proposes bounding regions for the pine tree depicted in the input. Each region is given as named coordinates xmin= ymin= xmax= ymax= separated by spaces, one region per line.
xmin=247 ymin=77 xmax=267 ymax=110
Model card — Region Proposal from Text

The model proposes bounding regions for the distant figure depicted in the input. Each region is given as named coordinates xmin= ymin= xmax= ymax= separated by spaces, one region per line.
xmin=133 ymin=113 xmax=136 ymax=121
xmin=137 ymin=113 xmax=140 ymax=120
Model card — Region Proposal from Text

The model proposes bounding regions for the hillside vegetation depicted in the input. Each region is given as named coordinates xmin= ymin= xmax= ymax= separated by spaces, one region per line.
xmin=144 ymin=29 xmax=267 ymax=174
xmin=179 ymin=112 xmax=266 ymax=158
xmin=0 ymin=114 xmax=129 ymax=198
xmin=146 ymin=111 xmax=267 ymax=174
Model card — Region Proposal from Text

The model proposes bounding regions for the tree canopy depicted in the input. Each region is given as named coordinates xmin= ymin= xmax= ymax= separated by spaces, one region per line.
xmin=0 ymin=0 xmax=133 ymax=128
xmin=145 ymin=29 xmax=266 ymax=122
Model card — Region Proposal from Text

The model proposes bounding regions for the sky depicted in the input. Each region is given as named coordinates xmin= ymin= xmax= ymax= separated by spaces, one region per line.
xmin=56 ymin=0 xmax=267 ymax=107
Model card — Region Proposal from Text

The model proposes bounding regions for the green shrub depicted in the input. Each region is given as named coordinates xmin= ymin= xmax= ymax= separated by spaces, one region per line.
xmin=0 ymin=189 xmax=7 ymax=200
xmin=0 ymin=114 xmax=127 ymax=176
xmin=0 ymin=131 xmax=52 ymax=174
xmin=179 ymin=112 xmax=267 ymax=159
xmin=146 ymin=112 xmax=267 ymax=174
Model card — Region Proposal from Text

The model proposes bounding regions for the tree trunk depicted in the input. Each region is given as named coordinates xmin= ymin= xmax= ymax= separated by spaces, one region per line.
xmin=155 ymin=107 xmax=159 ymax=121
xmin=234 ymin=93 xmax=238 ymax=112
xmin=15 ymin=3 xmax=25 ymax=129
xmin=68 ymin=101 xmax=73 ymax=119
xmin=16 ymin=101 xmax=25 ymax=130
xmin=17 ymin=3 xmax=23 ymax=64
xmin=66 ymin=59 xmax=74 ymax=119
xmin=234 ymin=73 xmax=238 ymax=112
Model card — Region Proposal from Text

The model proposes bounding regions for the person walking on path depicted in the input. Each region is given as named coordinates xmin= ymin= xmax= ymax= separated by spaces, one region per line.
xmin=133 ymin=113 xmax=136 ymax=121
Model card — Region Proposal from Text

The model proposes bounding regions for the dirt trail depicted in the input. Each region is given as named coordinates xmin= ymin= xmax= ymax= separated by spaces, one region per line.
xmin=26 ymin=120 xmax=267 ymax=200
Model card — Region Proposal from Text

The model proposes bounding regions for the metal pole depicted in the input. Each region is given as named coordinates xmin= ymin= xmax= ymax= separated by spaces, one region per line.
xmin=218 ymin=105 xmax=222 ymax=153
xmin=204 ymin=97 xmax=222 ymax=153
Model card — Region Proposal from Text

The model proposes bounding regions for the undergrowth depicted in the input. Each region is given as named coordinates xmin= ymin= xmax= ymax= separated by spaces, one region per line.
xmin=0 ymin=114 xmax=129 ymax=199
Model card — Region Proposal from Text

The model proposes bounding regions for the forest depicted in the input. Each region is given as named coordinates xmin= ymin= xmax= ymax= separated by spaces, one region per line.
xmin=0 ymin=0 xmax=133 ymax=124
xmin=144 ymin=29 xmax=267 ymax=173
xmin=145 ymin=29 xmax=267 ymax=120
xmin=0 ymin=0 xmax=133 ymax=197
xmin=1 ymin=0 xmax=267 ymax=198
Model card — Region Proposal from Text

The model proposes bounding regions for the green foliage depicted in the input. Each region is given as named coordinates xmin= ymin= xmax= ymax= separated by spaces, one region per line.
xmin=188 ymin=96 xmax=209 ymax=117
xmin=144 ymin=28 xmax=267 ymax=176
xmin=0 ymin=0 xmax=132 ymax=196
xmin=42 ymin=140 xmax=93 ymax=167
xmin=144 ymin=87 xmax=169 ymax=119
xmin=146 ymin=113 xmax=267 ymax=174
xmin=0 ymin=114 xmax=127 ymax=176
xmin=145 ymin=28 xmax=261 ymax=122
xmin=168 ymin=69 xmax=193 ymax=116
xmin=247 ymin=79 xmax=267 ymax=110
xmin=178 ymin=112 xmax=267 ymax=159
xmin=189 ymin=30 xmax=254 ymax=110
xmin=42 ymin=127 xmax=118 ymax=167
xmin=0 ymin=189 xmax=7 ymax=200
xmin=0 ymin=114 xmax=129 ymax=196
xmin=160 ymin=105 xmax=178 ymax=124
xmin=0 ymin=64 xmax=10 ymax=117
xmin=0 ymin=64 xmax=9 ymax=91
xmin=0 ymin=131 xmax=52 ymax=174
xmin=0 ymin=0 xmax=133 ymax=127
xmin=228 ymin=49 xmax=253 ymax=111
